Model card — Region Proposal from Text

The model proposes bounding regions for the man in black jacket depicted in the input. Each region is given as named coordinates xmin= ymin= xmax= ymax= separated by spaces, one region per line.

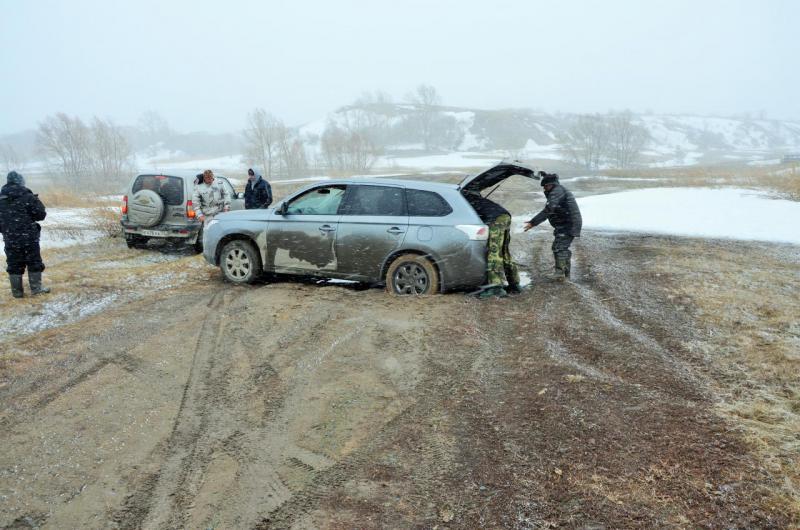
xmin=244 ymin=168 xmax=272 ymax=209
xmin=523 ymin=172 xmax=582 ymax=281
xmin=0 ymin=171 xmax=50 ymax=297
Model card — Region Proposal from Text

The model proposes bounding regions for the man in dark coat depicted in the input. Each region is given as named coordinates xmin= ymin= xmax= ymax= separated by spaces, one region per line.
xmin=244 ymin=168 xmax=272 ymax=209
xmin=523 ymin=172 xmax=582 ymax=281
xmin=465 ymin=191 xmax=521 ymax=297
xmin=0 ymin=171 xmax=50 ymax=297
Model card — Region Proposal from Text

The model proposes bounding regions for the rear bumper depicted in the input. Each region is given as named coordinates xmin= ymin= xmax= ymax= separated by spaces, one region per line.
xmin=121 ymin=220 xmax=201 ymax=239
xmin=437 ymin=240 xmax=487 ymax=291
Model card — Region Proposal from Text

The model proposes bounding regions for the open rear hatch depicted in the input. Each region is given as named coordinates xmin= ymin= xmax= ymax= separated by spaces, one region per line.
xmin=458 ymin=161 xmax=539 ymax=194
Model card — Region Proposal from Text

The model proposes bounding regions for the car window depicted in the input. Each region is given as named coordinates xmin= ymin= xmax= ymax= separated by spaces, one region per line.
xmin=406 ymin=189 xmax=452 ymax=217
xmin=341 ymin=185 xmax=407 ymax=216
xmin=217 ymin=177 xmax=235 ymax=198
xmin=132 ymin=175 xmax=184 ymax=206
xmin=287 ymin=185 xmax=346 ymax=215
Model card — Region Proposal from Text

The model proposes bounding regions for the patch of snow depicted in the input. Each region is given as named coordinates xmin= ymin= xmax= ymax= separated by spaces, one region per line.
xmin=520 ymin=139 xmax=563 ymax=160
xmin=747 ymin=158 xmax=782 ymax=166
xmin=0 ymin=292 xmax=119 ymax=337
xmin=575 ymin=187 xmax=800 ymax=245
xmin=561 ymin=175 xmax=662 ymax=183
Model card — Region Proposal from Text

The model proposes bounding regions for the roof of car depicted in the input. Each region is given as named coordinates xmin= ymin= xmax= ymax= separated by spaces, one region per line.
xmin=317 ymin=178 xmax=459 ymax=191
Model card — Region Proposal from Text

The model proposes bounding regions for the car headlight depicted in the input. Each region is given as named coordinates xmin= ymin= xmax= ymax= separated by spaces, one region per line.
xmin=207 ymin=219 xmax=219 ymax=228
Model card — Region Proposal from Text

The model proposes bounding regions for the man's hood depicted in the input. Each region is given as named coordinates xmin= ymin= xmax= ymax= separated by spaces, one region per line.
xmin=0 ymin=182 xmax=31 ymax=199
xmin=249 ymin=169 xmax=264 ymax=182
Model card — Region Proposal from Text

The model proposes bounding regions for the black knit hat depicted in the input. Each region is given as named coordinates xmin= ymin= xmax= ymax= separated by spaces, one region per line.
xmin=7 ymin=171 xmax=25 ymax=186
xmin=539 ymin=171 xmax=559 ymax=186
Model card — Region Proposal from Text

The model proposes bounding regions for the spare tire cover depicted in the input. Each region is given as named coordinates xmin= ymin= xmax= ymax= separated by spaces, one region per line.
xmin=128 ymin=189 xmax=165 ymax=228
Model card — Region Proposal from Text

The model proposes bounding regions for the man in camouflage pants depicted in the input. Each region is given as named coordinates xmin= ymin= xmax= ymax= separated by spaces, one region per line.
xmin=465 ymin=192 xmax=520 ymax=298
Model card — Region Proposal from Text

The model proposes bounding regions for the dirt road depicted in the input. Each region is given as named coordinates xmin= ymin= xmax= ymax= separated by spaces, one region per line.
xmin=0 ymin=231 xmax=797 ymax=529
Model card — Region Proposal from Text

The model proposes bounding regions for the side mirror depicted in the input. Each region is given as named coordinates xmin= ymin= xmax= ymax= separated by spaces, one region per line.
xmin=277 ymin=202 xmax=288 ymax=216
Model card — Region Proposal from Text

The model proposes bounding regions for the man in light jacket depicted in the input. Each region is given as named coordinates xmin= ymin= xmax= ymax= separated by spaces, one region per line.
xmin=192 ymin=169 xmax=230 ymax=223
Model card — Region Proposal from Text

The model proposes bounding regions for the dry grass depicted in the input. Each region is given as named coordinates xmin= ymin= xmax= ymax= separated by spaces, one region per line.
xmin=652 ymin=241 xmax=800 ymax=514
xmin=607 ymin=163 xmax=800 ymax=200
xmin=38 ymin=187 xmax=120 ymax=208
xmin=87 ymin=207 xmax=122 ymax=238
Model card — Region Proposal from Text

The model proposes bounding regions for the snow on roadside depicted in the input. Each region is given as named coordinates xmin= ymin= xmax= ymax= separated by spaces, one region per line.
xmin=573 ymin=188 xmax=800 ymax=245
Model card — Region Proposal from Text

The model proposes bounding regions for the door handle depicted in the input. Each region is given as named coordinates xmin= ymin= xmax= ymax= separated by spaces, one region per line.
xmin=319 ymin=225 xmax=336 ymax=232
xmin=387 ymin=227 xmax=405 ymax=234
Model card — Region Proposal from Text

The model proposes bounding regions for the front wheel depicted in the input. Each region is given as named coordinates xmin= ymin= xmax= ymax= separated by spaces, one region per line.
xmin=386 ymin=254 xmax=439 ymax=295
xmin=220 ymin=240 xmax=261 ymax=284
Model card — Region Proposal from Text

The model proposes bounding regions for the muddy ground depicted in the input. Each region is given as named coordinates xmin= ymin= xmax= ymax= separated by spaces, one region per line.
xmin=1 ymin=210 xmax=799 ymax=528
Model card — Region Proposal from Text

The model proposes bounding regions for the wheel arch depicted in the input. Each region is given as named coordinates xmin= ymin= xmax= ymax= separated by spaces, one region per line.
xmin=381 ymin=249 xmax=443 ymax=293
xmin=214 ymin=233 xmax=259 ymax=266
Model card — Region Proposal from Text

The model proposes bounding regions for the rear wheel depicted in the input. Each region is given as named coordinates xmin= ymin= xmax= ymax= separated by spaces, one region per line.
xmin=220 ymin=240 xmax=261 ymax=284
xmin=125 ymin=234 xmax=147 ymax=249
xmin=386 ymin=254 xmax=439 ymax=295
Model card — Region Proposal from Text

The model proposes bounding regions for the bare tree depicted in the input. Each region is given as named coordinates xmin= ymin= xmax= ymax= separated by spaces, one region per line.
xmin=606 ymin=111 xmax=650 ymax=168
xmin=560 ymin=114 xmax=610 ymax=170
xmin=243 ymin=108 xmax=283 ymax=178
xmin=36 ymin=113 xmax=133 ymax=189
xmin=406 ymin=84 xmax=442 ymax=150
xmin=36 ymin=113 xmax=93 ymax=185
xmin=276 ymin=123 xmax=309 ymax=179
xmin=90 ymin=117 xmax=134 ymax=185
xmin=0 ymin=143 xmax=25 ymax=174
xmin=321 ymin=122 xmax=378 ymax=174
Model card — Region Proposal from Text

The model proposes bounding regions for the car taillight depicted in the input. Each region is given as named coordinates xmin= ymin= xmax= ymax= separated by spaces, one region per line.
xmin=121 ymin=195 xmax=128 ymax=215
xmin=186 ymin=200 xmax=196 ymax=218
xmin=455 ymin=224 xmax=489 ymax=241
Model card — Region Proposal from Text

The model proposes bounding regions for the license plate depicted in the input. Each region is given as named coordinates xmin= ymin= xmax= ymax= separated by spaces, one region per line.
xmin=140 ymin=229 xmax=170 ymax=237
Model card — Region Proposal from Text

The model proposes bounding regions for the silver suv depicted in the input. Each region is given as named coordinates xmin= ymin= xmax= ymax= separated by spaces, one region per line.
xmin=202 ymin=162 xmax=537 ymax=294
xmin=121 ymin=170 xmax=244 ymax=251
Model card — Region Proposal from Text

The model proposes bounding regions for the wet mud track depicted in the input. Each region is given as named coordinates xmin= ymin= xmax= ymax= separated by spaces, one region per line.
xmin=0 ymin=232 xmax=794 ymax=528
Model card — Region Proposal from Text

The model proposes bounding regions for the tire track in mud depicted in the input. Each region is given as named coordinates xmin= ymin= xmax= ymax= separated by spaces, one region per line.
xmin=527 ymin=233 xmax=705 ymax=402
xmin=117 ymin=285 xmax=406 ymax=529
xmin=114 ymin=288 xmax=231 ymax=529
xmin=256 ymin=299 xmax=491 ymax=529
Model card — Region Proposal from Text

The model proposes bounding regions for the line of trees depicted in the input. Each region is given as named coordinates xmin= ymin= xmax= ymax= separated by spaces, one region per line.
xmin=243 ymin=108 xmax=309 ymax=179
xmin=560 ymin=111 xmax=651 ymax=170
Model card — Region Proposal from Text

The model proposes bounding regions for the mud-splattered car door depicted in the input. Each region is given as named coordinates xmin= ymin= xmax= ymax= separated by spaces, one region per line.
xmin=335 ymin=184 xmax=408 ymax=282
xmin=267 ymin=184 xmax=347 ymax=273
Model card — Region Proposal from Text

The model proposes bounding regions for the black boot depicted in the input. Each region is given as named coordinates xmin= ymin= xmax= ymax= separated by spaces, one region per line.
xmin=9 ymin=274 xmax=24 ymax=298
xmin=29 ymin=272 xmax=50 ymax=295
xmin=553 ymin=258 xmax=569 ymax=282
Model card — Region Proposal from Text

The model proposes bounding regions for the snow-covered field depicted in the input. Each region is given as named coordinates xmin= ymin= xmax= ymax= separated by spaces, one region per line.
xmin=574 ymin=188 xmax=800 ymax=245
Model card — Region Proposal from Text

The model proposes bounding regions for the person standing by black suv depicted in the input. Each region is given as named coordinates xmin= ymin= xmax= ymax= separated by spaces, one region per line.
xmin=523 ymin=172 xmax=582 ymax=281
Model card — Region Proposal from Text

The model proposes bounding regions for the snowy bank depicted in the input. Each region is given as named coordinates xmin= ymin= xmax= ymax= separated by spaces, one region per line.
xmin=576 ymin=188 xmax=800 ymax=245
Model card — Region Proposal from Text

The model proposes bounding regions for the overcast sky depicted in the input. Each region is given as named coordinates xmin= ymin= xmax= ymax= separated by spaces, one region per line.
xmin=1 ymin=0 xmax=796 ymax=134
